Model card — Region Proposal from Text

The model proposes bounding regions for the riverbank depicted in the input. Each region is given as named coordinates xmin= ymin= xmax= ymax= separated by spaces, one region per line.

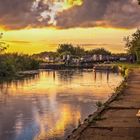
xmin=39 ymin=63 xmax=119 ymax=70
xmin=67 ymin=68 xmax=140 ymax=140
xmin=18 ymin=70 xmax=39 ymax=76
xmin=40 ymin=63 xmax=94 ymax=69
xmin=0 ymin=70 xmax=39 ymax=82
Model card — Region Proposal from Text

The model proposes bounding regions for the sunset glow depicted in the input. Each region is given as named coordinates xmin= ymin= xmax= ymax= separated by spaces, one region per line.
xmin=0 ymin=1 xmax=140 ymax=140
xmin=0 ymin=27 xmax=135 ymax=54
xmin=0 ymin=0 xmax=139 ymax=54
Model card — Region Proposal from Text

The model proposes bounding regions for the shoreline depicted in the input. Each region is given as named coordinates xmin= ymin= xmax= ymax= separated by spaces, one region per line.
xmin=40 ymin=63 xmax=118 ymax=70
xmin=0 ymin=70 xmax=39 ymax=82
xmin=0 ymin=66 xmax=119 ymax=82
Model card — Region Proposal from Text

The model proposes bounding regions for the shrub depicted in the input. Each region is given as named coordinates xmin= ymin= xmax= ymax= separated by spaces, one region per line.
xmin=0 ymin=53 xmax=39 ymax=77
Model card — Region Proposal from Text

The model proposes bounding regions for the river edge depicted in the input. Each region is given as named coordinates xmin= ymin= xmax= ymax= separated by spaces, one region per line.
xmin=66 ymin=68 xmax=130 ymax=140
xmin=0 ymin=70 xmax=40 ymax=82
xmin=0 ymin=65 xmax=120 ymax=82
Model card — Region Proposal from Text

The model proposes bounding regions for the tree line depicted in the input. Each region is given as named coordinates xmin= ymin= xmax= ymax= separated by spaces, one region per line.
xmin=34 ymin=44 xmax=112 ymax=60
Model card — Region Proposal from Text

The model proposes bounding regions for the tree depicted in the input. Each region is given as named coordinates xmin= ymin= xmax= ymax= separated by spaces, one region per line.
xmin=86 ymin=48 xmax=111 ymax=55
xmin=57 ymin=44 xmax=85 ymax=56
xmin=0 ymin=33 xmax=8 ymax=53
xmin=0 ymin=53 xmax=39 ymax=77
xmin=124 ymin=29 xmax=140 ymax=62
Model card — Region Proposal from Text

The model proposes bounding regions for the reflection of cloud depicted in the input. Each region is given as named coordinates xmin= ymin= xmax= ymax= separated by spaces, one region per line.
xmin=34 ymin=104 xmax=81 ymax=140
xmin=81 ymin=43 xmax=109 ymax=46
xmin=56 ymin=92 xmax=106 ymax=106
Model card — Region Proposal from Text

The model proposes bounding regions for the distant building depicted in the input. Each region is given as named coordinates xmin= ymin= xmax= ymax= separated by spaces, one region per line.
xmin=119 ymin=57 xmax=127 ymax=61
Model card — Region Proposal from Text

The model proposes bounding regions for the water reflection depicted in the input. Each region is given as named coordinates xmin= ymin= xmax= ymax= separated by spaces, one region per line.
xmin=0 ymin=70 xmax=123 ymax=140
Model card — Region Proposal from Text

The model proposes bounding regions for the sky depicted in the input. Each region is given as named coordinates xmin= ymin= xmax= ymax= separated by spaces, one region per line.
xmin=0 ymin=0 xmax=140 ymax=54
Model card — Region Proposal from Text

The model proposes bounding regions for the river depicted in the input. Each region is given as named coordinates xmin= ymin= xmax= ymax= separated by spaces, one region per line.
xmin=0 ymin=69 xmax=123 ymax=140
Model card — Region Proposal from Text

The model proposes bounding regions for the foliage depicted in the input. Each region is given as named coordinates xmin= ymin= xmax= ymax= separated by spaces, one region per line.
xmin=47 ymin=44 xmax=112 ymax=58
xmin=96 ymin=101 xmax=103 ymax=108
xmin=124 ymin=29 xmax=140 ymax=62
xmin=86 ymin=48 xmax=111 ymax=55
xmin=33 ymin=51 xmax=58 ymax=59
xmin=113 ymin=62 xmax=140 ymax=68
xmin=34 ymin=44 xmax=112 ymax=61
xmin=124 ymin=29 xmax=140 ymax=55
xmin=0 ymin=53 xmax=39 ymax=77
xmin=57 ymin=44 xmax=85 ymax=56
xmin=0 ymin=33 xmax=8 ymax=53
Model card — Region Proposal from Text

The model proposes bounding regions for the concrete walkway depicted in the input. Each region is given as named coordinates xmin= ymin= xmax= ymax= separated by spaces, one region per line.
xmin=68 ymin=69 xmax=140 ymax=140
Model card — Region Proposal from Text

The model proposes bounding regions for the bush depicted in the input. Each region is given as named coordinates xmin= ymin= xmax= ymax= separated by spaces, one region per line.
xmin=0 ymin=53 xmax=39 ymax=77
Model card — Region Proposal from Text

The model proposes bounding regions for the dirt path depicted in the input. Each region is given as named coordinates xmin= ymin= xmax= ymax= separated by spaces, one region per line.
xmin=67 ymin=69 xmax=140 ymax=140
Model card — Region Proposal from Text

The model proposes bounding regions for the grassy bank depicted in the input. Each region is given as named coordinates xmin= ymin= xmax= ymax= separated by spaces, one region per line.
xmin=113 ymin=62 xmax=140 ymax=68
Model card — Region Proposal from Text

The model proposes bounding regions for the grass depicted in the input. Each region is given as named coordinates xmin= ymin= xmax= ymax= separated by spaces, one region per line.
xmin=112 ymin=62 xmax=140 ymax=68
xmin=96 ymin=101 xmax=103 ymax=108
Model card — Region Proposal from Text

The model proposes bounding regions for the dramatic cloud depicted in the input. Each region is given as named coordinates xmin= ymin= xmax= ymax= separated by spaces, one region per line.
xmin=0 ymin=0 xmax=140 ymax=30
xmin=0 ymin=0 xmax=49 ymax=29
xmin=57 ymin=0 xmax=140 ymax=29
xmin=0 ymin=0 xmax=64 ymax=29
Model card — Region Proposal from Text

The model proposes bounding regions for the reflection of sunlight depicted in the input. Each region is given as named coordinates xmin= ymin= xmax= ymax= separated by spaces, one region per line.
xmin=0 ymin=71 xmax=122 ymax=98
xmin=0 ymin=70 xmax=123 ymax=140
xmin=34 ymin=104 xmax=81 ymax=140
xmin=15 ymin=115 xmax=24 ymax=135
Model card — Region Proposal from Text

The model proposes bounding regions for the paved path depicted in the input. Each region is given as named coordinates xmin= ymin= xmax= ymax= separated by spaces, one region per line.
xmin=68 ymin=69 xmax=140 ymax=140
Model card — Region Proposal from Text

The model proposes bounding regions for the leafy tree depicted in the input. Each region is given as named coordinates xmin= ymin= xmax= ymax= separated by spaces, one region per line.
xmin=0 ymin=33 xmax=8 ymax=53
xmin=57 ymin=44 xmax=85 ymax=56
xmin=86 ymin=48 xmax=111 ymax=55
xmin=124 ymin=29 xmax=140 ymax=62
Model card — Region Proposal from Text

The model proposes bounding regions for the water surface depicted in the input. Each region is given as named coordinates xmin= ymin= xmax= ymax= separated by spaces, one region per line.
xmin=0 ymin=70 xmax=123 ymax=140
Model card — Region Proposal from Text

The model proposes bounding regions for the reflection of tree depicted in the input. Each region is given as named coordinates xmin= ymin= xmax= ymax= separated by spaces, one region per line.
xmin=57 ymin=70 xmax=83 ymax=83
xmin=0 ymin=74 xmax=39 ymax=95
xmin=107 ymin=71 xmax=109 ymax=82
xmin=93 ymin=71 xmax=110 ymax=83
xmin=94 ymin=71 xmax=96 ymax=82
xmin=53 ymin=70 xmax=56 ymax=81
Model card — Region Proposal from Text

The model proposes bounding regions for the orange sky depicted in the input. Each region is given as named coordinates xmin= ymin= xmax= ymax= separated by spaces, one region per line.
xmin=0 ymin=0 xmax=139 ymax=54
xmin=0 ymin=27 xmax=135 ymax=54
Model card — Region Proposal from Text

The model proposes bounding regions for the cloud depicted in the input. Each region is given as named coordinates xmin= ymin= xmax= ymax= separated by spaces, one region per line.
xmin=0 ymin=0 xmax=140 ymax=30
xmin=0 ymin=0 xmax=52 ymax=30
xmin=56 ymin=0 xmax=140 ymax=29
xmin=81 ymin=43 xmax=110 ymax=46
xmin=5 ymin=40 xmax=31 ymax=44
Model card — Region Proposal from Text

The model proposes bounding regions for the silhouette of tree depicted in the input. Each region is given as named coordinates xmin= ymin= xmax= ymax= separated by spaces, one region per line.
xmin=0 ymin=33 xmax=8 ymax=53
xmin=86 ymin=48 xmax=111 ymax=55
xmin=57 ymin=44 xmax=85 ymax=56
